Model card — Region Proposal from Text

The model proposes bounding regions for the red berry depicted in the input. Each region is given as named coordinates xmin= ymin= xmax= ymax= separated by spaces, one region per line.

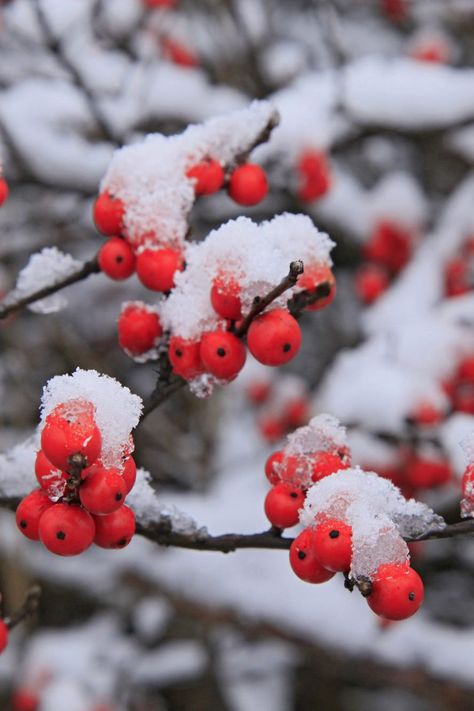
xmin=380 ymin=0 xmax=407 ymax=23
xmin=355 ymin=264 xmax=389 ymax=304
xmin=453 ymin=385 xmax=474 ymax=414
xmin=228 ymin=164 xmax=268 ymax=206
xmin=39 ymin=503 xmax=95 ymax=556
xmin=162 ymin=37 xmax=199 ymax=68
xmin=16 ymin=490 xmax=53 ymax=541
xmin=296 ymin=150 xmax=331 ymax=202
xmin=93 ymin=505 xmax=135 ymax=549
xmin=258 ymin=416 xmax=285 ymax=443
xmin=122 ymin=456 xmax=137 ymax=494
xmin=41 ymin=401 xmax=102 ymax=471
xmin=367 ymin=563 xmax=424 ymax=620
xmin=12 ymin=690 xmax=39 ymax=711
xmin=285 ymin=397 xmax=309 ymax=428
xmin=200 ymin=330 xmax=246 ymax=380
xmin=144 ymin=0 xmax=177 ymax=7
xmin=289 ymin=528 xmax=335 ymax=583
xmin=444 ymin=258 xmax=469 ymax=297
xmin=364 ymin=221 xmax=412 ymax=274
xmin=313 ymin=519 xmax=353 ymax=572
xmin=0 ymin=620 xmax=8 ymax=654
xmin=298 ymin=263 xmax=336 ymax=311
xmin=409 ymin=401 xmax=443 ymax=427
xmin=210 ymin=275 xmax=242 ymax=321
xmin=168 ymin=336 xmax=204 ymax=380
xmin=310 ymin=451 xmax=348 ymax=482
xmin=406 ymin=456 xmax=451 ymax=489
xmin=264 ymin=450 xmax=284 ymax=485
xmin=247 ymin=309 xmax=302 ymax=366
xmin=246 ymin=380 xmax=272 ymax=405
xmin=264 ymin=483 xmax=305 ymax=528
xmin=118 ymin=304 xmax=162 ymax=356
xmin=187 ymin=159 xmax=224 ymax=195
xmin=80 ymin=465 xmax=127 ymax=515
xmin=98 ymin=238 xmax=135 ymax=281
xmin=35 ymin=449 xmax=69 ymax=497
xmin=297 ymin=149 xmax=329 ymax=179
xmin=93 ymin=192 xmax=124 ymax=236
xmin=136 ymin=247 xmax=184 ymax=292
xmin=0 ymin=178 xmax=9 ymax=207
xmin=457 ymin=356 xmax=474 ymax=383
xmin=297 ymin=174 xmax=331 ymax=202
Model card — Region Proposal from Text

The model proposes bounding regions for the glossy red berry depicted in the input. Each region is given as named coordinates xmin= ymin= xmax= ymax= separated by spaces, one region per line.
xmin=247 ymin=309 xmax=302 ymax=366
xmin=296 ymin=150 xmax=331 ymax=202
xmin=122 ymin=456 xmax=137 ymax=494
xmin=405 ymin=456 xmax=451 ymax=489
xmin=98 ymin=238 xmax=135 ymax=280
xmin=168 ymin=336 xmax=204 ymax=380
xmin=408 ymin=401 xmax=443 ymax=427
xmin=93 ymin=192 xmax=124 ymax=236
xmin=313 ymin=519 xmax=353 ymax=572
xmin=289 ymin=528 xmax=335 ymax=583
xmin=285 ymin=397 xmax=309 ymax=428
xmin=12 ymin=689 xmax=39 ymax=711
xmin=118 ymin=304 xmax=162 ymax=356
xmin=136 ymin=247 xmax=184 ymax=292
xmin=93 ymin=505 xmax=135 ymax=549
xmin=258 ymin=416 xmax=285 ymax=443
xmin=364 ymin=221 xmax=412 ymax=274
xmin=367 ymin=563 xmax=424 ymax=620
xmin=228 ymin=164 xmax=268 ymax=206
xmin=200 ymin=331 xmax=246 ymax=380
xmin=355 ymin=264 xmax=389 ymax=304
xmin=298 ymin=263 xmax=336 ymax=311
xmin=310 ymin=451 xmax=348 ymax=482
xmin=187 ymin=159 xmax=224 ymax=195
xmin=162 ymin=37 xmax=199 ymax=68
xmin=16 ymin=490 xmax=53 ymax=541
xmin=41 ymin=401 xmax=102 ymax=471
xmin=264 ymin=450 xmax=284 ymax=485
xmin=39 ymin=503 xmax=95 ymax=556
xmin=0 ymin=620 xmax=8 ymax=654
xmin=264 ymin=483 xmax=305 ymax=528
xmin=0 ymin=178 xmax=9 ymax=207
xmin=35 ymin=449 xmax=68 ymax=497
xmin=246 ymin=380 xmax=272 ymax=405
xmin=80 ymin=465 xmax=127 ymax=515
xmin=210 ymin=275 xmax=242 ymax=321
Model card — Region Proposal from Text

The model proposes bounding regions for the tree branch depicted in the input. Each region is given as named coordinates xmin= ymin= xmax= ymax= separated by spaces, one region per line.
xmin=3 ymin=585 xmax=41 ymax=630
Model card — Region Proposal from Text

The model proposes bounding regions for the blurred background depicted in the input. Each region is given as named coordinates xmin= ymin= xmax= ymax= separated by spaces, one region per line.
xmin=1 ymin=0 xmax=474 ymax=709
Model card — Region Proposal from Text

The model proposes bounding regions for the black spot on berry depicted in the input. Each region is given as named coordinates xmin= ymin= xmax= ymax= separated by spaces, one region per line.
xmin=20 ymin=520 xmax=27 ymax=529
xmin=175 ymin=349 xmax=183 ymax=357
xmin=217 ymin=347 xmax=226 ymax=357
xmin=408 ymin=592 xmax=415 ymax=601
xmin=115 ymin=492 xmax=123 ymax=501
xmin=117 ymin=538 xmax=127 ymax=547
xmin=116 ymin=255 xmax=123 ymax=263
xmin=56 ymin=531 xmax=66 ymax=540
xmin=283 ymin=343 xmax=291 ymax=353
xmin=329 ymin=530 xmax=339 ymax=539
xmin=290 ymin=491 xmax=298 ymax=499
xmin=298 ymin=550 xmax=306 ymax=560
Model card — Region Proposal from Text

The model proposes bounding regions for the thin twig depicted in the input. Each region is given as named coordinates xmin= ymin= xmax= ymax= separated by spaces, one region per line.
xmin=3 ymin=585 xmax=41 ymax=630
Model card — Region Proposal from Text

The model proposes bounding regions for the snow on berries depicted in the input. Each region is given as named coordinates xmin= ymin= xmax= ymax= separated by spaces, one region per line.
xmin=16 ymin=370 xmax=142 ymax=556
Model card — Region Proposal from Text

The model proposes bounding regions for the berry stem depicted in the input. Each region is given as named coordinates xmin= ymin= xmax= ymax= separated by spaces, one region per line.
xmin=3 ymin=585 xmax=41 ymax=630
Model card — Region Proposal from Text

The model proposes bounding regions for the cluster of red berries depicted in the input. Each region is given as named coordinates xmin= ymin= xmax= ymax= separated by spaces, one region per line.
xmin=245 ymin=375 xmax=310 ymax=443
xmin=373 ymin=449 xmax=452 ymax=500
xmin=296 ymin=149 xmax=331 ymax=203
xmin=16 ymin=399 xmax=136 ymax=556
xmin=444 ymin=235 xmax=474 ymax=298
xmin=355 ymin=220 xmax=414 ymax=305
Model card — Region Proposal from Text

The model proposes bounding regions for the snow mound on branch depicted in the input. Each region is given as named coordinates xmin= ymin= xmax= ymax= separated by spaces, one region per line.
xmin=40 ymin=369 xmax=142 ymax=469
xmin=100 ymin=100 xmax=278 ymax=250
xmin=286 ymin=414 xmax=347 ymax=456
xmin=161 ymin=213 xmax=334 ymax=340
xmin=301 ymin=468 xmax=445 ymax=579
xmin=11 ymin=247 xmax=83 ymax=314
xmin=0 ymin=436 xmax=37 ymax=498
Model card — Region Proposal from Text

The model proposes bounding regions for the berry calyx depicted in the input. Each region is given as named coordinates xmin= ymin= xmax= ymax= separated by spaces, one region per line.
xmin=93 ymin=192 xmax=124 ymax=236
xmin=228 ymin=164 xmax=268 ymax=206
xmin=93 ymin=505 xmax=135 ymax=549
xmin=210 ymin=275 xmax=242 ymax=321
xmin=0 ymin=620 xmax=8 ymax=655
xmin=39 ymin=503 xmax=95 ymax=556
xmin=136 ymin=247 xmax=184 ymax=292
xmin=264 ymin=483 xmax=305 ymax=528
xmin=367 ymin=563 xmax=424 ymax=620
xmin=98 ymin=238 xmax=135 ymax=281
xmin=187 ymin=159 xmax=224 ymax=195
xmin=0 ymin=178 xmax=9 ymax=207
xmin=313 ymin=519 xmax=353 ymax=572
xmin=16 ymin=490 xmax=54 ymax=541
xmin=40 ymin=401 xmax=102 ymax=471
xmin=247 ymin=309 xmax=302 ymax=366
xmin=289 ymin=528 xmax=335 ymax=583
xmin=168 ymin=336 xmax=204 ymax=380
xmin=118 ymin=304 xmax=162 ymax=357
xmin=79 ymin=465 xmax=127 ymax=515
xmin=200 ymin=330 xmax=247 ymax=380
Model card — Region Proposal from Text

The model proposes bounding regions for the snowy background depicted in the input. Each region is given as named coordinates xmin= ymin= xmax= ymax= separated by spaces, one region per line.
xmin=1 ymin=0 xmax=474 ymax=709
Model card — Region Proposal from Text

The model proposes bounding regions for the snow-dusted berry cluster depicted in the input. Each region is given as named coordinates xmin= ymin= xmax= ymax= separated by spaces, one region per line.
xmin=16 ymin=370 xmax=142 ymax=557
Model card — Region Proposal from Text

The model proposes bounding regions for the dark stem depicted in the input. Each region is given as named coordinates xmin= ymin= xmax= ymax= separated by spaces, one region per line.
xmin=3 ymin=585 xmax=41 ymax=630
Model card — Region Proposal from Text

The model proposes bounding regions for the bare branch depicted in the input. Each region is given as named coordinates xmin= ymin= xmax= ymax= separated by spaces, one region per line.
xmin=3 ymin=585 xmax=41 ymax=630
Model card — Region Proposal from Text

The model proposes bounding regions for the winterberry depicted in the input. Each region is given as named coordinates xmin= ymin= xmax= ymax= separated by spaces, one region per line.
xmin=367 ymin=563 xmax=424 ymax=620
xmin=35 ymin=449 xmax=68 ymax=496
xmin=98 ymin=238 xmax=135 ymax=281
xmin=12 ymin=689 xmax=39 ymax=711
xmin=289 ymin=528 xmax=335 ymax=583
xmin=200 ymin=330 xmax=246 ymax=380
xmin=285 ymin=397 xmax=309 ymax=428
xmin=0 ymin=178 xmax=9 ymax=207
xmin=162 ymin=37 xmax=199 ymax=68
xmin=364 ymin=221 xmax=412 ymax=274
xmin=136 ymin=247 xmax=184 ymax=292
xmin=118 ymin=304 xmax=162 ymax=356
xmin=264 ymin=450 xmax=284 ymax=485
xmin=310 ymin=451 xmax=348 ymax=482
xmin=246 ymin=380 xmax=272 ymax=405
xmin=405 ymin=456 xmax=451 ymax=489
xmin=247 ymin=309 xmax=302 ymax=366
xmin=93 ymin=505 xmax=135 ymax=549
xmin=93 ymin=192 xmax=124 ymax=236
xmin=80 ymin=465 xmax=127 ymax=515
xmin=39 ymin=503 xmax=95 ymax=556
xmin=313 ymin=519 xmax=353 ymax=572
xmin=298 ymin=263 xmax=336 ymax=311
xmin=0 ymin=620 xmax=8 ymax=654
xmin=228 ymin=164 xmax=268 ymax=206
xmin=355 ymin=264 xmax=389 ymax=304
xmin=187 ymin=159 xmax=224 ymax=195
xmin=264 ymin=483 xmax=305 ymax=528
xmin=41 ymin=401 xmax=102 ymax=471
xmin=122 ymin=456 xmax=137 ymax=494
xmin=258 ymin=416 xmax=285 ymax=443
xmin=168 ymin=336 xmax=204 ymax=380
xmin=210 ymin=275 xmax=242 ymax=321
xmin=16 ymin=490 xmax=53 ymax=541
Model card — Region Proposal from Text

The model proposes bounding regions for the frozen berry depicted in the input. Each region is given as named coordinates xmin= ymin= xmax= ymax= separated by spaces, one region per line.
xmin=98 ymin=238 xmax=135 ymax=280
xmin=264 ymin=483 xmax=305 ymax=528
xmin=289 ymin=528 xmax=335 ymax=583
xmin=136 ymin=247 xmax=184 ymax=292
xmin=118 ymin=304 xmax=162 ymax=356
xmin=80 ymin=465 xmax=127 ymax=515
xmin=35 ymin=450 xmax=68 ymax=497
xmin=168 ymin=336 xmax=204 ymax=380
xmin=39 ymin=503 xmax=95 ymax=556
xmin=264 ymin=450 xmax=284 ymax=485
xmin=200 ymin=330 xmax=246 ymax=380
xmin=16 ymin=490 xmax=53 ymax=541
xmin=298 ymin=263 xmax=336 ymax=311
xmin=228 ymin=164 xmax=268 ymax=206
xmin=367 ymin=563 xmax=424 ymax=620
xmin=93 ymin=192 xmax=124 ymax=236
xmin=41 ymin=401 xmax=101 ymax=471
xmin=313 ymin=519 xmax=353 ymax=572
xmin=187 ymin=159 xmax=224 ymax=195
xmin=210 ymin=275 xmax=242 ymax=321
xmin=93 ymin=505 xmax=135 ymax=549
xmin=247 ymin=309 xmax=302 ymax=366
